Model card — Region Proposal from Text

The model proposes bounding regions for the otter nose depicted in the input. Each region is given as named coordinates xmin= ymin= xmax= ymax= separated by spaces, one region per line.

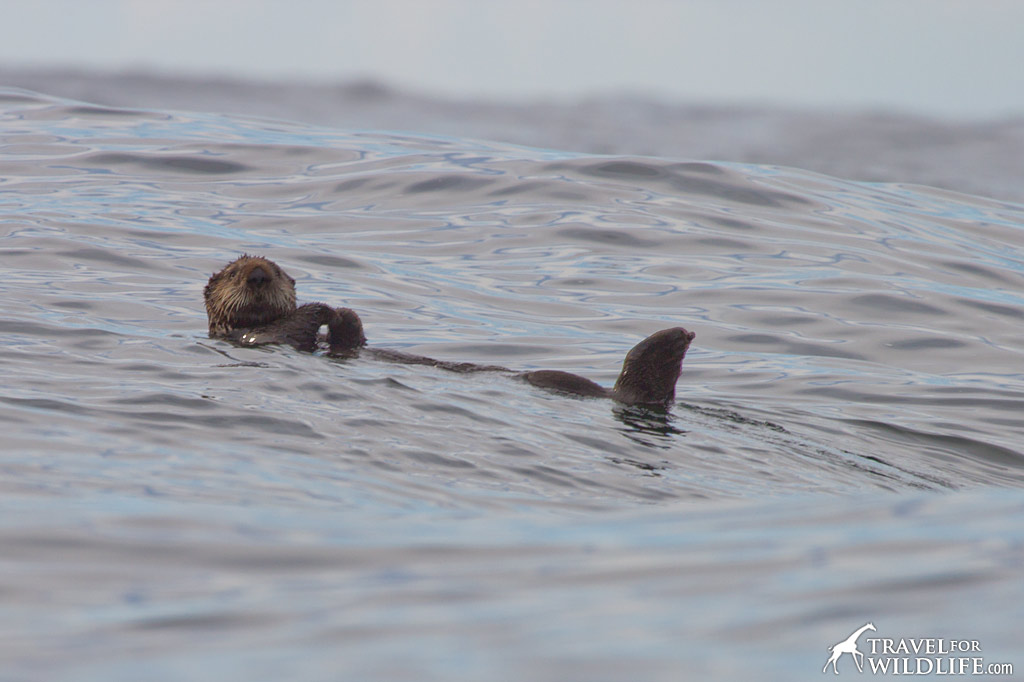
xmin=247 ymin=266 xmax=269 ymax=287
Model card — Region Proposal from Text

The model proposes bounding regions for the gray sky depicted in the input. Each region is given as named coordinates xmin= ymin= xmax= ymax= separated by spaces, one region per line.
xmin=3 ymin=0 xmax=1022 ymax=118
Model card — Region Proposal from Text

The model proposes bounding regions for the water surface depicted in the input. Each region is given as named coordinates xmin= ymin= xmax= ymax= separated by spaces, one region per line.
xmin=1 ymin=89 xmax=1022 ymax=680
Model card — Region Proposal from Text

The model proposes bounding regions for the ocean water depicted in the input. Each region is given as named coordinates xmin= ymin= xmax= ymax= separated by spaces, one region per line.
xmin=7 ymin=68 xmax=1024 ymax=204
xmin=1 ymin=87 xmax=1022 ymax=681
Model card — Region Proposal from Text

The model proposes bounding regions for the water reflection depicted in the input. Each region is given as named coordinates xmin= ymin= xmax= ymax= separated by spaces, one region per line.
xmin=612 ymin=403 xmax=687 ymax=451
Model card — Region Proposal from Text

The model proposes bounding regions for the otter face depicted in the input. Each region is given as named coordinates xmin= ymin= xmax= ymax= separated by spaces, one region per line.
xmin=612 ymin=327 xmax=695 ymax=404
xmin=204 ymin=255 xmax=298 ymax=336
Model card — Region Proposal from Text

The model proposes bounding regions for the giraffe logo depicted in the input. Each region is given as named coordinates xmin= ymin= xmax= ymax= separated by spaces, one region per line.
xmin=823 ymin=622 xmax=876 ymax=674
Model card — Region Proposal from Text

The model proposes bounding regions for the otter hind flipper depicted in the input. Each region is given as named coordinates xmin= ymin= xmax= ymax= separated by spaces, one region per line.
xmin=610 ymin=327 xmax=695 ymax=405
xmin=523 ymin=327 xmax=694 ymax=405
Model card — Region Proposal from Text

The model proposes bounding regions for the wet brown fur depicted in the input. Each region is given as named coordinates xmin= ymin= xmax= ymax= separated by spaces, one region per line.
xmin=204 ymin=254 xmax=297 ymax=337
xmin=204 ymin=255 xmax=365 ymax=353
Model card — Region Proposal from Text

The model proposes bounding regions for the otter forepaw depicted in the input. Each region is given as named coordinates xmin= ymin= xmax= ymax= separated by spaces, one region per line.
xmin=328 ymin=307 xmax=367 ymax=353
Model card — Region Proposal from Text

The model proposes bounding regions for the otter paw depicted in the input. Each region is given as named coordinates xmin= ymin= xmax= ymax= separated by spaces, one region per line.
xmin=328 ymin=307 xmax=367 ymax=351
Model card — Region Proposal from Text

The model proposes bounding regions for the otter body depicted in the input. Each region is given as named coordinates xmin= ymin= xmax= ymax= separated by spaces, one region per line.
xmin=204 ymin=256 xmax=693 ymax=405
xmin=204 ymin=255 xmax=365 ymax=353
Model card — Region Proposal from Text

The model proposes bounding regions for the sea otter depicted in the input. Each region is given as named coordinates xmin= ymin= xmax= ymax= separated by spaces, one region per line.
xmin=204 ymin=254 xmax=366 ymax=353
xmin=204 ymin=255 xmax=694 ymax=405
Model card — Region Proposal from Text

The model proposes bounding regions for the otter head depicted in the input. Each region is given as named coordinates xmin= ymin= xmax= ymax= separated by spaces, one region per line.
xmin=611 ymin=327 xmax=695 ymax=405
xmin=204 ymin=255 xmax=298 ymax=336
